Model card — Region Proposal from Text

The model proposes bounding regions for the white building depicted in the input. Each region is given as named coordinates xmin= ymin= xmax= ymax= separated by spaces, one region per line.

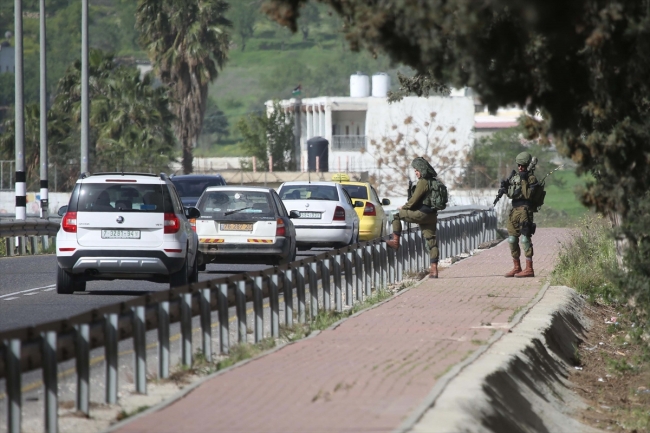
xmin=267 ymin=73 xmax=475 ymax=195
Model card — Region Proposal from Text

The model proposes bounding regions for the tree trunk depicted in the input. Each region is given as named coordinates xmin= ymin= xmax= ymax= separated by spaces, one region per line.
xmin=608 ymin=211 xmax=627 ymax=268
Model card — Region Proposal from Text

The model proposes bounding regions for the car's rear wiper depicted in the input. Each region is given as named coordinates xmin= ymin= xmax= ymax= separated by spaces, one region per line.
xmin=224 ymin=206 xmax=252 ymax=216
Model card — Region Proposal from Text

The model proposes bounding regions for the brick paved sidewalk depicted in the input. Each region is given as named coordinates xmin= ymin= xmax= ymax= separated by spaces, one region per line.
xmin=114 ymin=228 xmax=571 ymax=433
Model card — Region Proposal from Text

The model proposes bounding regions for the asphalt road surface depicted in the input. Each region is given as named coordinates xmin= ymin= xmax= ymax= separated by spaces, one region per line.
xmin=0 ymin=249 xmax=329 ymax=332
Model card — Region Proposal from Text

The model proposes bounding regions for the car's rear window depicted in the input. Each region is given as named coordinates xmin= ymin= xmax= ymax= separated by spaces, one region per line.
xmin=70 ymin=183 xmax=174 ymax=213
xmin=279 ymin=185 xmax=339 ymax=201
xmin=197 ymin=190 xmax=276 ymax=220
xmin=341 ymin=185 xmax=368 ymax=200
xmin=172 ymin=178 xmax=226 ymax=197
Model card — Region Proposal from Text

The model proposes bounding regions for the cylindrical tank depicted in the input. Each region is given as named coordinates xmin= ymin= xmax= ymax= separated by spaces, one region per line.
xmin=350 ymin=72 xmax=370 ymax=97
xmin=372 ymin=72 xmax=391 ymax=97
xmin=307 ymin=136 xmax=329 ymax=172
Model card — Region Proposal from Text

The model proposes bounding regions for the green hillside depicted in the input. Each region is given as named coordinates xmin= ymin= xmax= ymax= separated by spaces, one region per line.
xmin=0 ymin=0 xmax=407 ymax=156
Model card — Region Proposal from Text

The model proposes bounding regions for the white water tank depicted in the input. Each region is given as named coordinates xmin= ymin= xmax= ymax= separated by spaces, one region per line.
xmin=372 ymin=72 xmax=390 ymax=97
xmin=350 ymin=72 xmax=370 ymax=97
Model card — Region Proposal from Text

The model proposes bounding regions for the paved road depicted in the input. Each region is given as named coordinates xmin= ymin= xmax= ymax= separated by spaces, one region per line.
xmin=113 ymin=228 xmax=571 ymax=433
xmin=0 ymin=249 xmax=329 ymax=332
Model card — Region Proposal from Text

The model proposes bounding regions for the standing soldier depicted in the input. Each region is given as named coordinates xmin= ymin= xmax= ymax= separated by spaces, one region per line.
xmin=386 ymin=157 xmax=444 ymax=278
xmin=502 ymin=151 xmax=538 ymax=278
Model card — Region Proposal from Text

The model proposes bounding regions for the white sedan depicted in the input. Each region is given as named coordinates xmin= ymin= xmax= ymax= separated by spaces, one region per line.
xmin=278 ymin=181 xmax=361 ymax=249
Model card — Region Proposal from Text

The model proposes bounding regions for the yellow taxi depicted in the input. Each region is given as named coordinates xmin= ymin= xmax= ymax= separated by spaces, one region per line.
xmin=331 ymin=174 xmax=390 ymax=240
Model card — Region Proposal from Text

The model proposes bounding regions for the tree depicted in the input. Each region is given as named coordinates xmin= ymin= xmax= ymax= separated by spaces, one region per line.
xmin=367 ymin=111 xmax=466 ymax=196
xmin=202 ymin=98 xmax=230 ymax=142
xmin=263 ymin=0 xmax=650 ymax=218
xmin=296 ymin=3 xmax=320 ymax=41
xmin=136 ymin=0 xmax=232 ymax=174
xmin=236 ymin=101 xmax=295 ymax=171
xmin=229 ymin=0 xmax=259 ymax=51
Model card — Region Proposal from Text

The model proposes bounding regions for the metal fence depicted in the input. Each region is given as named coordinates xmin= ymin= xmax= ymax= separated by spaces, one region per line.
xmin=0 ymin=207 xmax=497 ymax=433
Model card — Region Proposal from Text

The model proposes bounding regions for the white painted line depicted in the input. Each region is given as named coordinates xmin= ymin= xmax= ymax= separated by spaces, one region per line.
xmin=3 ymin=297 xmax=19 ymax=301
xmin=0 ymin=284 xmax=56 ymax=300
xmin=23 ymin=293 xmax=39 ymax=296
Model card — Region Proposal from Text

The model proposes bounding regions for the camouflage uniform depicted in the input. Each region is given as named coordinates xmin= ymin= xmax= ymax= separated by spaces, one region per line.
xmin=388 ymin=158 xmax=439 ymax=276
xmin=503 ymin=152 xmax=538 ymax=278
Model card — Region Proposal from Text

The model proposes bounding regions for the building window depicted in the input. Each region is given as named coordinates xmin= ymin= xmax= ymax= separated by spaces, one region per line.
xmin=345 ymin=126 xmax=349 ymax=136
xmin=356 ymin=126 xmax=360 ymax=135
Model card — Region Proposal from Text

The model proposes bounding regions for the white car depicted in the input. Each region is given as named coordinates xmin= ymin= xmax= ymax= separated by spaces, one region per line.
xmin=278 ymin=181 xmax=361 ymax=249
xmin=194 ymin=186 xmax=298 ymax=267
xmin=56 ymin=172 xmax=200 ymax=294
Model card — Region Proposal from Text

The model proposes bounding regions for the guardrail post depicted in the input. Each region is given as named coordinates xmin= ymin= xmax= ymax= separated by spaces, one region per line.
xmin=380 ymin=242 xmax=387 ymax=289
xmin=345 ymin=250 xmax=353 ymax=306
xmin=42 ymin=235 xmax=49 ymax=251
xmin=270 ymin=273 xmax=280 ymax=337
xmin=133 ymin=306 xmax=147 ymax=394
xmin=409 ymin=230 xmax=416 ymax=274
xmin=42 ymin=331 xmax=57 ymax=433
xmin=388 ymin=244 xmax=395 ymax=285
xmin=157 ymin=302 xmax=170 ymax=379
xmin=76 ymin=323 xmax=90 ymax=414
xmin=5 ymin=237 xmax=15 ymax=256
xmin=364 ymin=244 xmax=372 ymax=296
xmin=218 ymin=283 xmax=229 ymax=354
xmin=297 ymin=264 xmax=306 ymax=323
xmin=355 ymin=246 xmax=363 ymax=301
xmin=415 ymin=230 xmax=422 ymax=273
xmin=200 ymin=288 xmax=212 ymax=362
xmin=439 ymin=220 xmax=447 ymax=261
xmin=181 ymin=292 xmax=192 ymax=366
xmin=105 ymin=312 xmax=119 ymax=402
xmin=322 ymin=258 xmax=331 ymax=311
xmin=309 ymin=261 xmax=318 ymax=320
xmin=397 ymin=238 xmax=403 ymax=282
xmin=254 ymin=275 xmax=264 ymax=343
xmin=373 ymin=242 xmax=380 ymax=291
xmin=30 ymin=236 xmax=38 ymax=254
xmin=283 ymin=269 xmax=294 ymax=326
xmin=19 ymin=236 xmax=26 ymax=255
xmin=236 ymin=280 xmax=247 ymax=343
xmin=333 ymin=254 xmax=342 ymax=312
xmin=6 ymin=339 xmax=21 ymax=433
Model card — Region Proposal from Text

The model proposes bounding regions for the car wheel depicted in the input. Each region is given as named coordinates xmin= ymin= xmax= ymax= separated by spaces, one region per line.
xmin=170 ymin=257 xmax=189 ymax=288
xmin=198 ymin=263 xmax=206 ymax=272
xmin=189 ymin=255 xmax=199 ymax=283
xmin=57 ymin=267 xmax=86 ymax=294
xmin=278 ymin=247 xmax=297 ymax=265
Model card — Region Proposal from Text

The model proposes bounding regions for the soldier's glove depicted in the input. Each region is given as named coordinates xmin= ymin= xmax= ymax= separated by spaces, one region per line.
xmin=519 ymin=171 xmax=529 ymax=182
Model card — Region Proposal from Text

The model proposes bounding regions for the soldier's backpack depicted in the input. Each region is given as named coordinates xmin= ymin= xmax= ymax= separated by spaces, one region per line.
xmin=428 ymin=178 xmax=448 ymax=211
xmin=530 ymin=179 xmax=546 ymax=212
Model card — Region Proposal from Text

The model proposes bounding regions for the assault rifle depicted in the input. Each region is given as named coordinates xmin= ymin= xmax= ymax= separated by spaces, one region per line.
xmin=493 ymin=170 xmax=517 ymax=206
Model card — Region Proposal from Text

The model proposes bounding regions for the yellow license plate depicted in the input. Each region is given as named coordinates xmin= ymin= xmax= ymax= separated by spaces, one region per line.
xmin=220 ymin=223 xmax=253 ymax=231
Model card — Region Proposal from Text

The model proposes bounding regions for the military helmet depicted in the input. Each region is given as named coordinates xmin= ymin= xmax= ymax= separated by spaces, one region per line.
xmin=515 ymin=152 xmax=532 ymax=166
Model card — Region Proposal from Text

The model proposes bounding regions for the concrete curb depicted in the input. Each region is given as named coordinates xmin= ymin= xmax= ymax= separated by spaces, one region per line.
xmin=405 ymin=286 xmax=600 ymax=433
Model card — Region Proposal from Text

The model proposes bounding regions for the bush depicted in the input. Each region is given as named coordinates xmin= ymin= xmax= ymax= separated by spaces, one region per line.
xmin=551 ymin=215 xmax=617 ymax=302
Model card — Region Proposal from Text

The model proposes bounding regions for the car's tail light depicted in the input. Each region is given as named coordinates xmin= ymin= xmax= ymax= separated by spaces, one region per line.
xmin=189 ymin=218 xmax=196 ymax=232
xmin=276 ymin=218 xmax=286 ymax=236
xmin=333 ymin=206 xmax=346 ymax=221
xmin=62 ymin=211 xmax=77 ymax=233
xmin=164 ymin=213 xmax=181 ymax=233
xmin=363 ymin=202 xmax=376 ymax=216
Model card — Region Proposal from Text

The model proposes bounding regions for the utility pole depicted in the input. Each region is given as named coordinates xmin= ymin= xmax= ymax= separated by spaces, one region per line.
xmin=80 ymin=0 xmax=89 ymax=173
xmin=39 ymin=0 xmax=49 ymax=218
xmin=14 ymin=0 xmax=26 ymax=221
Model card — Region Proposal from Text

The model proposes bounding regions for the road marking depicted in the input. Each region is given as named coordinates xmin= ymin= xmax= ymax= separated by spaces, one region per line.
xmin=23 ymin=293 xmax=39 ymax=296
xmin=0 ymin=284 xmax=56 ymax=300
xmin=43 ymin=288 xmax=56 ymax=292
xmin=3 ymin=297 xmax=19 ymax=301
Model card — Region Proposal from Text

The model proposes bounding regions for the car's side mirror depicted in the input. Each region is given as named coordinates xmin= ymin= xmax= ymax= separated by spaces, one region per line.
xmin=382 ymin=198 xmax=391 ymax=206
xmin=289 ymin=210 xmax=301 ymax=219
xmin=185 ymin=207 xmax=201 ymax=219
xmin=354 ymin=201 xmax=364 ymax=208
xmin=57 ymin=205 xmax=68 ymax=217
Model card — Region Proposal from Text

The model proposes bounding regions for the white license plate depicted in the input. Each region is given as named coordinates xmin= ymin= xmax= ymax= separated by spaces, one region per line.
xmin=300 ymin=212 xmax=322 ymax=219
xmin=101 ymin=230 xmax=141 ymax=239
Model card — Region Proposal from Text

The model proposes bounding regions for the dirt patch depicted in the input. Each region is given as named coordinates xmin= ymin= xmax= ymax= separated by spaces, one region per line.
xmin=571 ymin=301 xmax=650 ymax=432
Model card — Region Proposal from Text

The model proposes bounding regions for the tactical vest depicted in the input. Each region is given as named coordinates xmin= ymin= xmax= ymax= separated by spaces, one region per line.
xmin=506 ymin=173 xmax=524 ymax=200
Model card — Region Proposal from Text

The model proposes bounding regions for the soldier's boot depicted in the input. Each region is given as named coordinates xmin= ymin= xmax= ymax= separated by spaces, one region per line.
xmin=386 ymin=232 xmax=401 ymax=250
xmin=429 ymin=262 xmax=438 ymax=279
xmin=515 ymin=258 xmax=535 ymax=278
xmin=504 ymin=258 xmax=522 ymax=278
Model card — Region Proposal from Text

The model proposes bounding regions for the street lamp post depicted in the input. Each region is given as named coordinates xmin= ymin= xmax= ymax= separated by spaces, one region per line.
xmin=14 ymin=0 xmax=26 ymax=221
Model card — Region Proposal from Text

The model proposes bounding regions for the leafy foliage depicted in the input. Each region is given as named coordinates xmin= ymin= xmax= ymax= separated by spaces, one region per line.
xmin=236 ymin=101 xmax=295 ymax=171
xmin=136 ymin=0 xmax=232 ymax=174
xmin=229 ymin=0 xmax=260 ymax=51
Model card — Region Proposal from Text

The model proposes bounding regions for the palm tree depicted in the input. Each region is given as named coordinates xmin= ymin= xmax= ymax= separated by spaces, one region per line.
xmin=136 ymin=0 xmax=232 ymax=174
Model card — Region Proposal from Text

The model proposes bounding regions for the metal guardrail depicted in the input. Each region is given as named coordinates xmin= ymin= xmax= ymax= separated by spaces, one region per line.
xmin=0 ymin=207 xmax=497 ymax=433
xmin=0 ymin=217 xmax=61 ymax=257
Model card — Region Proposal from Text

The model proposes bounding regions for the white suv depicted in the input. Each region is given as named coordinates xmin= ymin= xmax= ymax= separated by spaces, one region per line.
xmin=56 ymin=172 xmax=200 ymax=294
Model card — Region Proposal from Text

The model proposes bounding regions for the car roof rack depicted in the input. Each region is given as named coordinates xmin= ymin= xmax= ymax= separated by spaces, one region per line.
xmin=91 ymin=172 xmax=159 ymax=177
xmin=160 ymin=173 xmax=168 ymax=181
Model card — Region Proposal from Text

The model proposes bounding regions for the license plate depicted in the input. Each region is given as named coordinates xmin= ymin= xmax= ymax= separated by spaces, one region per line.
xmin=101 ymin=230 xmax=141 ymax=239
xmin=299 ymin=212 xmax=322 ymax=219
xmin=220 ymin=223 xmax=253 ymax=231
